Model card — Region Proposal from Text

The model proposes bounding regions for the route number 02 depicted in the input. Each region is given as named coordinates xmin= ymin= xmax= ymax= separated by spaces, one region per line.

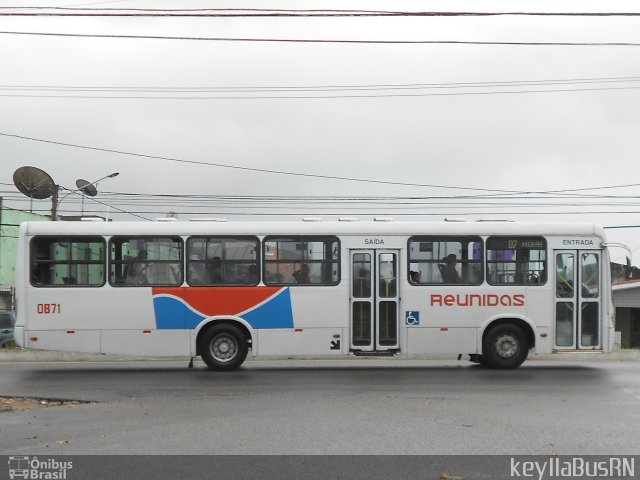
xmin=37 ymin=303 xmax=61 ymax=314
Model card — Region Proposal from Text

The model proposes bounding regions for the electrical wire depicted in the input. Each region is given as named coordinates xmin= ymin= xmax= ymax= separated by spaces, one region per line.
xmin=3 ymin=132 xmax=640 ymax=199
xmin=2 ymin=76 xmax=640 ymax=100
xmin=3 ymin=85 xmax=640 ymax=99
xmin=6 ymin=190 xmax=640 ymax=209
xmin=2 ymin=30 xmax=640 ymax=46
xmin=6 ymin=181 xmax=640 ymax=200
xmin=0 ymin=132 xmax=531 ymax=194
xmin=2 ymin=8 xmax=640 ymax=17
xmin=3 ymin=75 xmax=640 ymax=91
xmin=10 ymin=206 xmax=640 ymax=216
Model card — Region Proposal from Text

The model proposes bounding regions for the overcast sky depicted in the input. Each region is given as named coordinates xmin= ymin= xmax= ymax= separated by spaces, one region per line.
xmin=1 ymin=0 xmax=640 ymax=262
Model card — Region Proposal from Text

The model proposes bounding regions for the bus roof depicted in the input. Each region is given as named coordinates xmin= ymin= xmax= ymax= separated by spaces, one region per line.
xmin=18 ymin=219 xmax=607 ymax=239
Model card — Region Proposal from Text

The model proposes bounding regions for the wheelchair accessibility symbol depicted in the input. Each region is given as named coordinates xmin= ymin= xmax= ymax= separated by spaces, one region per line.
xmin=405 ymin=311 xmax=420 ymax=326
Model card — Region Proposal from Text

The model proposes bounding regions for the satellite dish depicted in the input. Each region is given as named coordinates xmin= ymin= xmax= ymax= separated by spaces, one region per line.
xmin=76 ymin=179 xmax=98 ymax=197
xmin=13 ymin=166 xmax=56 ymax=199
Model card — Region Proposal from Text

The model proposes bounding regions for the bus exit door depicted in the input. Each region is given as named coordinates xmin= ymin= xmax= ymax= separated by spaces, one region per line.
xmin=554 ymin=250 xmax=601 ymax=350
xmin=350 ymin=250 xmax=400 ymax=351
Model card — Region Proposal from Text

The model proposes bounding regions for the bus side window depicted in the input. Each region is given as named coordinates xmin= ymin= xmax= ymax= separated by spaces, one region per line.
xmin=30 ymin=236 xmax=105 ymax=287
xmin=486 ymin=236 xmax=546 ymax=286
xmin=408 ymin=236 xmax=483 ymax=286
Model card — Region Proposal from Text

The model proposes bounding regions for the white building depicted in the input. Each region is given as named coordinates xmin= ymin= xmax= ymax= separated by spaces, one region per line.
xmin=612 ymin=281 xmax=640 ymax=348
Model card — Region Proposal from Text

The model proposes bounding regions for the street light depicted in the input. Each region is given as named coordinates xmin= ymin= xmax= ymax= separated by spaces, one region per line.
xmin=53 ymin=171 xmax=120 ymax=220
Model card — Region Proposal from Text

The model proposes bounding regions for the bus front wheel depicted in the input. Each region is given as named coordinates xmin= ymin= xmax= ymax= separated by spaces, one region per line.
xmin=199 ymin=324 xmax=248 ymax=371
xmin=482 ymin=324 xmax=529 ymax=369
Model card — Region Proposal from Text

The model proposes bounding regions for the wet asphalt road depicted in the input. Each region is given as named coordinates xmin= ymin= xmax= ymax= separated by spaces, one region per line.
xmin=1 ymin=358 xmax=639 ymax=455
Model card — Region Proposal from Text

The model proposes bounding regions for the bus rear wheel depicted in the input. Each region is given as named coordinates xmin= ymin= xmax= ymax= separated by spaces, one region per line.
xmin=482 ymin=324 xmax=529 ymax=369
xmin=199 ymin=324 xmax=248 ymax=371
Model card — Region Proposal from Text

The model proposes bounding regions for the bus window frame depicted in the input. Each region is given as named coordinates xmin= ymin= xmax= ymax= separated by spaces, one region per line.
xmin=262 ymin=235 xmax=341 ymax=286
xmin=407 ymin=236 xmax=484 ymax=286
xmin=108 ymin=235 xmax=184 ymax=287
xmin=30 ymin=235 xmax=107 ymax=288
xmin=486 ymin=236 xmax=547 ymax=286
xmin=186 ymin=235 xmax=260 ymax=287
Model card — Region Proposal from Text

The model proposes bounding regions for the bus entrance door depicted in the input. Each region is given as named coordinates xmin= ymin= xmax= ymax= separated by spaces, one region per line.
xmin=554 ymin=250 xmax=601 ymax=350
xmin=350 ymin=250 xmax=400 ymax=352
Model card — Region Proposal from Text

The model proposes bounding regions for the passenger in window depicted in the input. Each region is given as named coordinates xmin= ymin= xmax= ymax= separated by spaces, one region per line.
xmin=442 ymin=254 xmax=462 ymax=283
xmin=246 ymin=264 xmax=259 ymax=284
xmin=293 ymin=264 xmax=311 ymax=284
xmin=189 ymin=255 xmax=210 ymax=285
xmin=207 ymin=257 xmax=223 ymax=283
xmin=124 ymin=250 xmax=148 ymax=285
xmin=537 ymin=266 xmax=546 ymax=284
xmin=409 ymin=270 xmax=421 ymax=284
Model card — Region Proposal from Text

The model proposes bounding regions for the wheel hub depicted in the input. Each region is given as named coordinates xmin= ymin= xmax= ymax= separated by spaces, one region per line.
xmin=211 ymin=334 xmax=237 ymax=362
xmin=495 ymin=334 xmax=518 ymax=359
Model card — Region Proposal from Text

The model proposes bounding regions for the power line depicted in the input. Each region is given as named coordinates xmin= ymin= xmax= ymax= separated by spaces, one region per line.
xmin=7 ymin=182 xmax=640 ymax=200
xmin=2 ymin=75 xmax=640 ymax=94
xmin=80 ymin=193 xmax=151 ymax=221
xmin=0 ymin=132 xmax=526 ymax=194
xmin=7 ymin=191 xmax=640 ymax=218
xmin=3 ymin=85 xmax=640 ymax=100
xmin=0 ymin=8 xmax=412 ymax=14
xmin=8 ymin=190 xmax=640 ymax=205
xmin=1 ymin=30 xmax=640 ymax=46
xmin=2 ymin=8 xmax=640 ymax=17
xmin=3 ymin=132 xmax=640 ymax=199
xmin=13 ymin=207 xmax=640 ymax=216
xmin=7 ymin=188 xmax=640 ymax=208
xmin=8 ymin=195 xmax=640 ymax=212
xmin=7 ymin=188 xmax=640 ymax=214
xmin=0 ymin=187 xmax=150 ymax=222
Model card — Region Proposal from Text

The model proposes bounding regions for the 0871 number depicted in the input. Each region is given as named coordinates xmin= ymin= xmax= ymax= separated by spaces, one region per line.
xmin=37 ymin=303 xmax=61 ymax=314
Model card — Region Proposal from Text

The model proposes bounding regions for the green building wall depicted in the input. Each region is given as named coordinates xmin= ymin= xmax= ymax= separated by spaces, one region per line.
xmin=0 ymin=201 xmax=50 ymax=287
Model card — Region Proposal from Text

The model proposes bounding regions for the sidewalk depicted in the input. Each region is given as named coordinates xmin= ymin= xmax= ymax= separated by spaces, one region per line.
xmin=0 ymin=347 xmax=639 ymax=363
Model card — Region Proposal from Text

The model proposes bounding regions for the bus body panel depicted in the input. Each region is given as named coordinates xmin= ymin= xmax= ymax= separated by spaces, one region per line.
xmin=406 ymin=327 xmax=478 ymax=355
xmin=14 ymin=220 xmax=613 ymax=364
xmin=25 ymin=329 xmax=101 ymax=353
xmin=255 ymin=328 xmax=346 ymax=356
xmin=289 ymin=286 xmax=349 ymax=329
xmin=101 ymin=329 xmax=191 ymax=356
xmin=24 ymin=288 xmax=156 ymax=331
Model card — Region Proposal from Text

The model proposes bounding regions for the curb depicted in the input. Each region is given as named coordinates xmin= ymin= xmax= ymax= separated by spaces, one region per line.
xmin=0 ymin=348 xmax=639 ymax=363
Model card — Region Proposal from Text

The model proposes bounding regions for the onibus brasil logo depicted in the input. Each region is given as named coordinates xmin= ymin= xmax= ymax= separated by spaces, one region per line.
xmin=8 ymin=456 xmax=72 ymax=480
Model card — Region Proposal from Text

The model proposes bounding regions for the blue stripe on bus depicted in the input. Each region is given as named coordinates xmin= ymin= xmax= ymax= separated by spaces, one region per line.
xmin=153 ymin=296 xmax=204 ymax=329
xmin=242 ymin=287 xmax=294 ymax=329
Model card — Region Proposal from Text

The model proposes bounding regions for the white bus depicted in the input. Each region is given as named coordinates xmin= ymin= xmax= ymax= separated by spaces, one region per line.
xmin=14 ymin=219 xmax=614 ymax=370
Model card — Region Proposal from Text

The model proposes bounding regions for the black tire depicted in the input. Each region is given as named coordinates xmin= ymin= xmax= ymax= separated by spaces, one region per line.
xmin=482 ymin=324 xmax=529 ymax=369
xmin=199 ymin=324 xmax=248 ymax=371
